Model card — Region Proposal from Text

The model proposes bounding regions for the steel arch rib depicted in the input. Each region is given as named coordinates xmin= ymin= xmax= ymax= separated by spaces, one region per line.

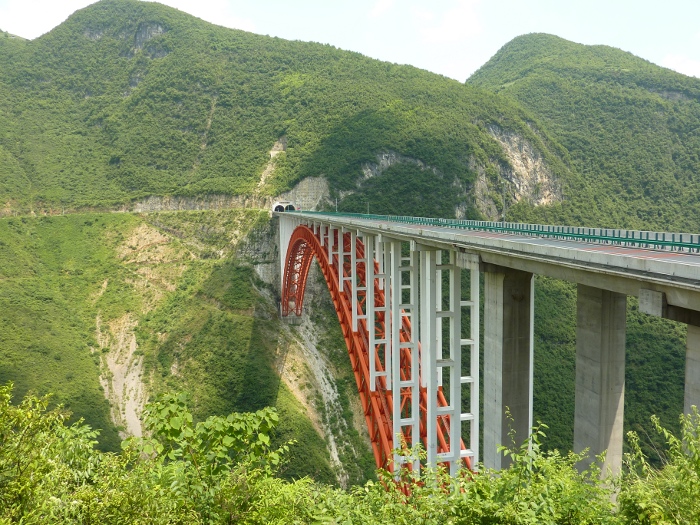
xmin=281 ymin=224 xmax=470 ymax=473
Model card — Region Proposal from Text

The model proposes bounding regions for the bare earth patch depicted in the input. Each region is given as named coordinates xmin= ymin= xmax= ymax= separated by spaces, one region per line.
xmin=97 ymin=314 xmax=146 ymax=438
xmin=119 ymin=223 xmax=189 ymax=312
xmin=277 ymin=316 xmax=352 ymax=488
xmin=97 ymin=222 xmax=192 ymax=435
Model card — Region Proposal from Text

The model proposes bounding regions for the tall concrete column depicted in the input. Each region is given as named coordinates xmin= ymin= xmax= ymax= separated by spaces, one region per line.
xmin=685 ymin=325 xmax=700 ymax=415
xmin=484 ymin=267 xmax=534 ymax=470
xmin=574 ymin=284 xmax=626 ymax=476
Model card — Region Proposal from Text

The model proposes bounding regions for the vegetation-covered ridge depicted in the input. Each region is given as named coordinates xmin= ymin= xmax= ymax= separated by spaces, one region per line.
xmin=0 ymin=0 xmax=569 ymax=219
xmin=3 ymin=382 xmax=700 ymax=524
xmin=466 ymin=31 xmax=699 ymax=463
xmin=468 ymin=33 xmax=700 ymax=232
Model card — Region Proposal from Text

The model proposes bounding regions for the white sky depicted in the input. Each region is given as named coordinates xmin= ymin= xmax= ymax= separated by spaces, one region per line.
xmin=1 ymin=0 xmax=699 ymax=81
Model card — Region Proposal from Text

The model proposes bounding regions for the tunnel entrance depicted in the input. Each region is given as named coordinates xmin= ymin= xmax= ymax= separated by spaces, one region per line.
xmin=272 ymin=200 xmax=297 ymax=213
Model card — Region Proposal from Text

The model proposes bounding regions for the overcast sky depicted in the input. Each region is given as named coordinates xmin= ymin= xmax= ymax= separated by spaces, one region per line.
xmin=1 ymin=0 xmax=699 ymax=81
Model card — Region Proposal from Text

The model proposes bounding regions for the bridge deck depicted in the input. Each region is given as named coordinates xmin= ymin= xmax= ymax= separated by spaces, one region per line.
xmin=282 ymin=212 xmax=700 ymax=310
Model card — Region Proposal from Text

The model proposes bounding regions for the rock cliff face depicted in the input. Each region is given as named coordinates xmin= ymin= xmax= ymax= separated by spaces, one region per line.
xmin=279 ymin=266 xmax=354 ymax=488
xmin=236 ymin=216 xmax=280 ymax=288
xmin=470 ymin=127 xmax=562 ymax=221
xmin=130 ymin=194 xmax=270 ymax=213
xmin=488 ymin=125 xmax=562 ymax=207
xmin=97 ymin=313 xmax=145 ymax=439
xmin=129 ymin=176 xmax=331 ymax=215
xmin=277 ymin=177 xmax=331 ymax=212
xmin=470 ymin=160 xmax=500 ymax=220
xmin=342 ymin=142 xmax=559 ymax=221
xmin=361 ymin=151 xmax=439 ymax=180
xmin=133 ymin=22 xmax=165 ymax=50
xmin=345 ymin=151 xmax=472 ymax=218
xmin=280 ymin=263 xmax=374 ymax=487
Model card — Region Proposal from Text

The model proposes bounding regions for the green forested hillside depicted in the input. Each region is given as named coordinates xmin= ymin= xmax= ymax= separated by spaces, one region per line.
xmin=1 ymin=0 xmax=699 ymax=490
xmin=0 ymin=210 xmax=344 ymax=483
xmin=468 ymin=33 xmax=700 ymax=231
xmin=0 ymin=214 xmax=127 ymax=451
xmin=0 ymin=0 xmax=569 ymax=214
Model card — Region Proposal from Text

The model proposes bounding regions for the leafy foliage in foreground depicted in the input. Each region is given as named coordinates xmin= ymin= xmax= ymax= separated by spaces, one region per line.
xmin=3 ymin=382 xmax=700 ymax=524
xmin=619 ymin=409 xmax=700 ymax=524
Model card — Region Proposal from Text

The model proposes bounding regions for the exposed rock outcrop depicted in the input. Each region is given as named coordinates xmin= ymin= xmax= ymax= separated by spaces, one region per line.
xmin=96 ymin=221 xmax=191 ymax=437
xmin=130 ymin=176 xmax=330 ymax=214
xmin=361 ymin=151 xmax=438 ymax=180
xmin=277 ymin=263 xmax=372 ymax=488
xmin=488 ymin=125 xmax=561 ymax=207
xmin=134 ymin=22 xmax=165 ymax=50
xmin=468 ymin=126 xmax=563 ymax=220
xmin=84 ymin=28 xmax=104 ymax=41
xmin=257 ymin=137 xmax=288 ymax=192
xmin=131 ymin=194 xmax=268 ymax=213
xmin=355 ymin=151 xmax=471 ymax=219
xmin=277 ymin=176 xmax=330 ymax=211
xmin=236 ymin=216 xmax=279 ymax=287
xmin=471 ymin=161 xmax=500 ymax=220
xmin=97 ymin=313 xmax=146 ymax=439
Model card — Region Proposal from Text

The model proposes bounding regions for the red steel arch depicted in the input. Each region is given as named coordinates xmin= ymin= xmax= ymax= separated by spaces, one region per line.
xmin=281 ymin=224 xmax=470 ymax=473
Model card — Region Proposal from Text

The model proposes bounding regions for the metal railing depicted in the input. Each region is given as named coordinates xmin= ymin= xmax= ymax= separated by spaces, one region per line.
xmin=288 ymin=211 xmax=700 ymax=253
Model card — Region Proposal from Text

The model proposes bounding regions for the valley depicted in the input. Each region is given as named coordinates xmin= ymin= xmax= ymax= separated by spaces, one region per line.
xmin=0 ymin=0 xmax=698 ymax=495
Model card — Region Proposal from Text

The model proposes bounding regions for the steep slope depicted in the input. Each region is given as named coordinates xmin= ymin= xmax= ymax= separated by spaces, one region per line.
xmin=0 ymin=209 xmax=362 ymax=483
xmin=0 ymin=0 xmax=571 ymax=220
xmin=468 ymin=33 xmax=700 ymax=231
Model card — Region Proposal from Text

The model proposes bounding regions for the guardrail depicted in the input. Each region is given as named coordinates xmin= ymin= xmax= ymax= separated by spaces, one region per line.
xmin=287 ymin=211 xmax=700 ymax=253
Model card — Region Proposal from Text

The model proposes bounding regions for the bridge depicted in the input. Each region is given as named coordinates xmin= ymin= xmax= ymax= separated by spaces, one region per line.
xmin=276 ymin=211 xmax=700 ymax=476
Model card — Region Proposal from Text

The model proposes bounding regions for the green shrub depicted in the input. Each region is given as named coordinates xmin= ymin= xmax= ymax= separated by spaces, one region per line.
xmin=619 ymin=408 xmax=700 ymax=524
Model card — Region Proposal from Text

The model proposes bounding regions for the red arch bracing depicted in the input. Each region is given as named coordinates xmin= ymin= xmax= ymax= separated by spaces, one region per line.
xmin=281 ymin=224 xmax=471 ymax=473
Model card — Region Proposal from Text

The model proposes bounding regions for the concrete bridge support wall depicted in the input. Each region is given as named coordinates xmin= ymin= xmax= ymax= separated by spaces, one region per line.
xmin=574 ymin=284 xmax=626 ymax=476
xmin=483 ymin=267 xmax=534 ymax=470
xmin=685 ymin=325 xmax=700 ymax=415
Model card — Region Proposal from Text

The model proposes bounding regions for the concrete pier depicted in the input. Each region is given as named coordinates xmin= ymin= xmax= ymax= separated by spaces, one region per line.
xmin=685 ymin=325 xmax=700 ymax=415
xmin=574 ymin=284 xmax=626 ymax=476
xmin=483 ymin=267 xmax=534 ymax=470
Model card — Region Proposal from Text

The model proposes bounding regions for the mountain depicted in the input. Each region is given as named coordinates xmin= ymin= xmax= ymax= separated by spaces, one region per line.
xmin=468 ymin=33 xmax=700 ymax=232
xmin=0 ymin=0 xmax=572 ymax=220
xmin=468 ymin=33 xmax=699 ymax=456
xmin=0 ymin=3 xmax=697 ymax=483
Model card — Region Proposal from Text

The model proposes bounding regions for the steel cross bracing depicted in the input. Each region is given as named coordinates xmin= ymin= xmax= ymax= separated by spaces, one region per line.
xmin=281 ymin=217 xmax=479 ymax=475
